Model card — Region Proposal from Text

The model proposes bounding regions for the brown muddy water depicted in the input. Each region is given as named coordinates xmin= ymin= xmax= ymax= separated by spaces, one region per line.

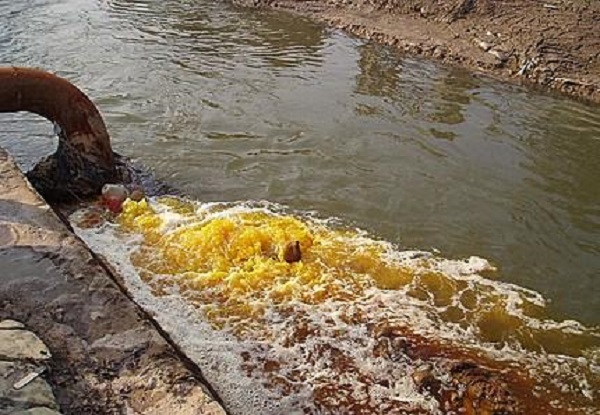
xmin=1 ymin=0 xmax=600 ymax=413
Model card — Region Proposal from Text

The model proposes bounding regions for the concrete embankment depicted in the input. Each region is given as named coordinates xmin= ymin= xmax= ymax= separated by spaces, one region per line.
xmin=0 ymin=147 xmax=226 ymax=414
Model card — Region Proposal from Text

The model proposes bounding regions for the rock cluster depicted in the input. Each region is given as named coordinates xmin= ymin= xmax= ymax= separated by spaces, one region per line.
xmin=0 ymin=320 xmax=62 ymax=415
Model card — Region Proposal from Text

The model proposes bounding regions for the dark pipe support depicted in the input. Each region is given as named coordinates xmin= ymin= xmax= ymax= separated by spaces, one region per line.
xmin=0 ymin=67 xmax=118 ymax=200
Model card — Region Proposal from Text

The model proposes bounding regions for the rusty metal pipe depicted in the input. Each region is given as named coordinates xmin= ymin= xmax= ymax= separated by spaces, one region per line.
xmin=0 ymin=67 xmax=117 ymax=200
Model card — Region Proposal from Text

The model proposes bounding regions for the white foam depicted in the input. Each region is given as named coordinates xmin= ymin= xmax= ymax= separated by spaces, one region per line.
xmin=71 ymin=198 xmax=600 ymax=414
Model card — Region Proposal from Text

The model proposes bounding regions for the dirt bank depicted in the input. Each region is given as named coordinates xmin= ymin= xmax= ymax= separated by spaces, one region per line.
xmin=236 ymin=0 xmax=600 ymax=104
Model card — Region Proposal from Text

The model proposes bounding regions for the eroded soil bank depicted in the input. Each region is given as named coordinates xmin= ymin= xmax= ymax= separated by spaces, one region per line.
xmin=236 ymin=0 xmax=600 ymax=103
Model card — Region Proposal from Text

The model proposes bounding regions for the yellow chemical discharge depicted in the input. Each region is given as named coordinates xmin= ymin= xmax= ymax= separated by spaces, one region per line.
xmin=113 ymin=198 xmax=599 ymax=355
xmin=72 ymin=198 xmax=600 ymax=414
xmin=118 ymin=198 xmax=415 ymax=320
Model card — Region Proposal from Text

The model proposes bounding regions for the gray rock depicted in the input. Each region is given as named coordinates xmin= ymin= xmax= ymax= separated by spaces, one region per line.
xmin=0 ymin=320 xmax=25 ymax=330
xmin=0 ymin=330 xmax=51 ymax=361
xmin=0 ymin=361 xmax=58 ymax=411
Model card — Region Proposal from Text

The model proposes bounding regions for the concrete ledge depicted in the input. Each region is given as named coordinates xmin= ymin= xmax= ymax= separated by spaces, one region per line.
xmin=0 ymin=147 xmax=226 ymax=414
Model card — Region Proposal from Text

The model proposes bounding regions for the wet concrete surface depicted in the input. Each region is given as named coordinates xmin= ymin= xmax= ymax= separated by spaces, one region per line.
xmin=0 ymin=147 xmax=226 ymax=414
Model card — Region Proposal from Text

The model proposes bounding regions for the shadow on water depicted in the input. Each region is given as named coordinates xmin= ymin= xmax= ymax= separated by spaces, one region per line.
xmin=107 ymin=0 xmax=327 ymax=72
xmin=354 ymin=42 xmax=479 ymax=140
xmin=355 ymin=43 xmax=402 ymax=98
xmin=425 ymin=69 xmax=480 ymax=140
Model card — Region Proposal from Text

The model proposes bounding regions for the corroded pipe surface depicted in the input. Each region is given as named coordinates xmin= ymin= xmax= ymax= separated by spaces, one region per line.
xmin=0 ymin=67 xmax=117 ymax=200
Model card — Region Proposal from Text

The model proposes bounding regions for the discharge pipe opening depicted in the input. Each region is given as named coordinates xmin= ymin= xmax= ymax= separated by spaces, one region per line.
xmin=0 ymin=67 xmax=118 ymax=201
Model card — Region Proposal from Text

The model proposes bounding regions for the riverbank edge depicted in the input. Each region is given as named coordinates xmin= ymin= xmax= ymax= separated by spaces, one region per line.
xmin=0 ymin=146 xmax=227 ymax=415
xmin=234 ymin=0 xmax=600 ymax=105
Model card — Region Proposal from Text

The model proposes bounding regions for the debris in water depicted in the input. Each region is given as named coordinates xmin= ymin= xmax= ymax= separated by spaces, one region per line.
xmin=75 ymin=207 xmax=106 ymax=228
xmin=13 ymin=367 xmax=45 ymax=390
xmin=129 ymin=188 xmax=145 ymax=202
xmin=101 ymin=183 xmax=128 ymax=214
xmin=283 ymin=241 xmax=302 ymax=263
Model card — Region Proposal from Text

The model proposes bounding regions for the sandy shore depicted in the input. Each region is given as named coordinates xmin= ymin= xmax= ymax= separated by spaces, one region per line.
xmin=236 ymin=0 xmax=600 ymax=104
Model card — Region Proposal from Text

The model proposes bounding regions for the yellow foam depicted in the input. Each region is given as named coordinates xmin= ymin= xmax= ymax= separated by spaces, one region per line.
xmin=119 ymin=198 xmax=414 ymax=311
xmin=112 ymin=198 xmax=599 ymax=357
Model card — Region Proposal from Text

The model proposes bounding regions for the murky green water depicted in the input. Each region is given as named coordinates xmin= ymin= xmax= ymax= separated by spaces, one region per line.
xmin=1 ymin=0 xmax=599 ymax=326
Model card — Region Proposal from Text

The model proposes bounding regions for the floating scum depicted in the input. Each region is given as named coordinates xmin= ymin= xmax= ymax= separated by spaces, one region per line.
xmin=73 ymin=196 xmax=600 ymax=414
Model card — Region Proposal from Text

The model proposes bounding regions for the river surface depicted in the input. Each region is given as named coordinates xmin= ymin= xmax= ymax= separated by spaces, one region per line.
xmin=1 ymin=1 xmax=599 ymax=327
